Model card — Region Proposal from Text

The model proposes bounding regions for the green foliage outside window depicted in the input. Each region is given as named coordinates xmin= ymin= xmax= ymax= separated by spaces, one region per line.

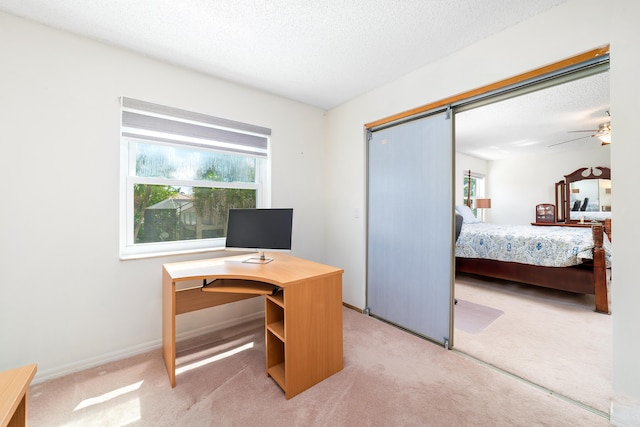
xmin=132 ymin=143 xmax=258 ymax=244
xmin=463 ymin=176 xmax=477 ymax=212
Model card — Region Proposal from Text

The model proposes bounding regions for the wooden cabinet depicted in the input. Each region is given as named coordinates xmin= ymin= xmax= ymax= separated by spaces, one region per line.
xmin=536 ymin=203 xmax=556 ymax=223
xmin=264 ymin=273 xmax=343 ymax=399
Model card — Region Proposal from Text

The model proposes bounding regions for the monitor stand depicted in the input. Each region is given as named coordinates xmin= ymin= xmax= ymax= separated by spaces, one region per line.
xmin=243 ymin=251 xmax=273 ymax=264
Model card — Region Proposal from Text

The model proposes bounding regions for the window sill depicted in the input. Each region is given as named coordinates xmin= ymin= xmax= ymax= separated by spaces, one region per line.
xmin=119 ymin=246 xmax=227 ymax=261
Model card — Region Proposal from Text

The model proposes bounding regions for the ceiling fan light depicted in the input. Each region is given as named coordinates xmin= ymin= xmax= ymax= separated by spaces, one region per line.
xmin=599 ymin=133 xmax=611 ymax=144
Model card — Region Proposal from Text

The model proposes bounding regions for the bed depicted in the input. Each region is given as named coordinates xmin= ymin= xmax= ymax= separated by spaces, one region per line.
xmin=454 ymin=208 xmax=611 ymax=314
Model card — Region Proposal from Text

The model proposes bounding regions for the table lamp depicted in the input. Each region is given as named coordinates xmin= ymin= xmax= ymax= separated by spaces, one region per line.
xmin=475 ymin=198 xmax=491 ymax=221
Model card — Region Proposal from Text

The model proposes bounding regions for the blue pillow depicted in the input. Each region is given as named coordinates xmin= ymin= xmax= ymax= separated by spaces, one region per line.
xmin=456 ymin=205 xmax=480 ymax=224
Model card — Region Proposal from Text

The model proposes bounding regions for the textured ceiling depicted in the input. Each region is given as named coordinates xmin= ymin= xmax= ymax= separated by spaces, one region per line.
xmin=0 ymin=0 xmax=567 ymax=109
xmin=1 ymin=0 xmax=609 ymax=160
xmin=456 ymin=71 xmax=610 ymax=160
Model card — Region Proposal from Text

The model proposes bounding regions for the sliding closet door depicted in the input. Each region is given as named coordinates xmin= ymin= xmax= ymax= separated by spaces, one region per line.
xmin=367 ymin=111 xmax=453 ymax=345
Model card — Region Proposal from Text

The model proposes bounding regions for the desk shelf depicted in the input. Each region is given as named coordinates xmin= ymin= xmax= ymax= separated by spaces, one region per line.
xmin=266 ymin=297 xmax=284 ymax=336
xmin=268 ymin=291 xmax=284 ymax=306
xmin=267 ymin=363 xmax=286 ymax=389
xmin=263 ymin=276 xmax=344 ymax=399
xmin=267 ymin=320 xmax=284 ymax=341
xmin=266 ymin=296 xmax=286 ymax=392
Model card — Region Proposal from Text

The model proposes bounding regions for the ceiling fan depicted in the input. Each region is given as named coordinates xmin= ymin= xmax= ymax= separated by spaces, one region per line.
xmin=550 ymin=111 xmax=611 ymax=147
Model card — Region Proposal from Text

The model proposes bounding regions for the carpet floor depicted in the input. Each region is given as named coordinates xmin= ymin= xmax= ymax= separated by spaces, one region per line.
xmin=28 ymin=305 xmax=609 ymax=426
xmin=454 ymin=273 xmax=612 ymax=416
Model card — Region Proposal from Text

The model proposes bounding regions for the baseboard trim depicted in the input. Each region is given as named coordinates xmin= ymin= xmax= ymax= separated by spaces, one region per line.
xmin=32 ymin=311 xmax=265 ymax=384
xmin=342 ymin=302 xmax=363 ymax=313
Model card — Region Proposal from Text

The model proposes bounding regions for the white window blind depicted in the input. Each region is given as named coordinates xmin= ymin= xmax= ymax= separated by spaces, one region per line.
xmin=121 ymin=97 xmax=271 ymax=157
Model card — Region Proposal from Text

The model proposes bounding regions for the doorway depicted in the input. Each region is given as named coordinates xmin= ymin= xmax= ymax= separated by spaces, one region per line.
xmin=365 ymin=46 xmax=612 ymax=415
xmin=452 ymin=64 xmax=611 ymax=414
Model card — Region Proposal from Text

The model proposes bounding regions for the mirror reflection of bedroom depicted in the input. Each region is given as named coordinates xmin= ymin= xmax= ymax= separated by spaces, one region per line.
xmin=453 ymin=67 xmax=611 ymax=416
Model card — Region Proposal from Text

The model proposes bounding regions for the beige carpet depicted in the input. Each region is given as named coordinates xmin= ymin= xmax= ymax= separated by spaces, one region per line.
xmin=454 ymin=273 xmax=612 ymax=415
xmin=28 ymin=306 xmax=608 ymax=426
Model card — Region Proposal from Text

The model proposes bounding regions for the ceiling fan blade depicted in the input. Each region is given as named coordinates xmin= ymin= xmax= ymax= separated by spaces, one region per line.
xmin=568 ymin=129 xmax=599 ymax=133
xmin=548 ymin=135 xmax=593 ymax=147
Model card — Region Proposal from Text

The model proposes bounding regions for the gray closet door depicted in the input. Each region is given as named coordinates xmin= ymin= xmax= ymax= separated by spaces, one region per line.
xmin=367 ymin=111 xmax=453 ymax=345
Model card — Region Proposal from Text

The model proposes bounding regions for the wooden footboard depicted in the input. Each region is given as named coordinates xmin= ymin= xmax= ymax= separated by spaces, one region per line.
xmin=456 ymin=258 xmax=595 ymax=292
xmin=456 ymin=220 xmax=610 ymax=314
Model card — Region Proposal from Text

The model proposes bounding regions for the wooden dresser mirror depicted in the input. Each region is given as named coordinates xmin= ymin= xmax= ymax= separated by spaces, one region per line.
xmin=564 ymin=166 xmax=611 ymax=223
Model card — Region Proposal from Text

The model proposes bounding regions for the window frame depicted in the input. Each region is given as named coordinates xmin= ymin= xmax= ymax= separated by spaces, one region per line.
xmin=119 ymin=100 xmax=271 ymax=259
xmin=463 ymin=171 xmax=486 ymax=217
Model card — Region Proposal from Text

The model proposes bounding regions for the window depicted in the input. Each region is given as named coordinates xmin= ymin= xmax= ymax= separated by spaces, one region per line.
xmin=463 ymin=170 xmax=486 ymax=217
xmin=120 ymin=98 xmax=271 ymax=258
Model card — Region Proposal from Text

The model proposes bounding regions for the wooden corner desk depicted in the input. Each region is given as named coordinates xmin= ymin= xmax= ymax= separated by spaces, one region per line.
xmin=162 ymin=253 xmax=344 ymax=399
xmin=0 ymin=363 xmax=37 ymax=427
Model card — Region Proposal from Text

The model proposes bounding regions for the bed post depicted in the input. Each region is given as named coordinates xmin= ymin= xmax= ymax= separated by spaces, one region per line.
xmin=466 ymin=170 xmax=471 ymax=207
xmin=592 ymin=223 xmax=609 ymax=314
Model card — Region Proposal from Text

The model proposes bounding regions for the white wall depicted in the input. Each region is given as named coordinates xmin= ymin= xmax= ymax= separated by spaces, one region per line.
xmin=2 ymin=0 xmax=639 ymax=420
xmin=325 ymin=0 xmax=640 ymax=419
xmin=0 ymin=12 xmax=327 ymax=380
xmin=609 ymin=1 xmax=640 ymax=422
xmin=486 ymin=146 xmax=610 ymax=225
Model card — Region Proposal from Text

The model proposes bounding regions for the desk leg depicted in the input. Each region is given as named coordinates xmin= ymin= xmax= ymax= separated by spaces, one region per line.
xmin=10 ymin=394 xmax=27 ymax=427
xmin=162 ymin=269 xmax=177 ymax=387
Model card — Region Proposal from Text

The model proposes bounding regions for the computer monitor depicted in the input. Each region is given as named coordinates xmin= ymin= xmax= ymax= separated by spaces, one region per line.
xmin=225 ymin=208 xmax=293 ymax=263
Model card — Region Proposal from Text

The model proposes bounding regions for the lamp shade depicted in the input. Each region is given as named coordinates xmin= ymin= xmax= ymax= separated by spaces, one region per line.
xmin=476 ymin=198 xmax=491 ymax=209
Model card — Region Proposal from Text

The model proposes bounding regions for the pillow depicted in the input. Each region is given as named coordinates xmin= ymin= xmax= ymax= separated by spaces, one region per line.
xmin=455 ymin=213 xmax=464 ymax=241
xmin=455 ymin=205 xmax=480 ymax=224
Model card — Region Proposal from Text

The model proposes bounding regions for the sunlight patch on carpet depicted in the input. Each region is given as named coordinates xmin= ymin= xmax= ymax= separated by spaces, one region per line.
xmin=455 ymin=299 xmax=504 ymax=334
xmin=176 ymin=341 xmax=254 ymax=375
xmin=74 ymin=380 xmax=143 ymax=411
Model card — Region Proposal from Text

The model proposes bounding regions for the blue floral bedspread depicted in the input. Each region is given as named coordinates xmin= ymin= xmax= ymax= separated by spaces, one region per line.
xmin=455 ymin=223 xmax=612 ymax=267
